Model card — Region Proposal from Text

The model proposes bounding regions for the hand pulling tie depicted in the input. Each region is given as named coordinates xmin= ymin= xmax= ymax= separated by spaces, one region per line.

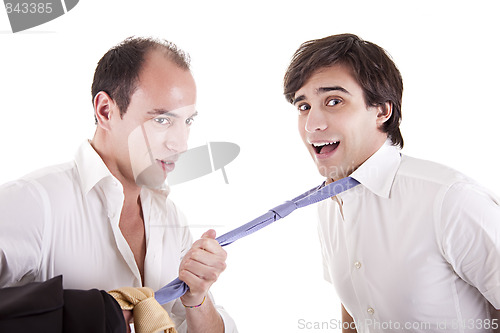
xmin=155 ymin=176 xmax=360 ymax=305
xmin=108 ymin=177 xmax=359 ymax=333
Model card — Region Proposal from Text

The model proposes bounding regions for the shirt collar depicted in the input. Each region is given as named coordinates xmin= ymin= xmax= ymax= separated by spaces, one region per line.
xmin=74 ymin=140 xmax=116 ymax=195
xmin=74 ymin=140 xmax=170 ymax=197
xmin=349 ymin=140 xmax=401 ymax=199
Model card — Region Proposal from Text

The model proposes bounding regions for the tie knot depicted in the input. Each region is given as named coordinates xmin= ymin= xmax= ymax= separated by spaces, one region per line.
xmin=108 ymin=287 xmax=177 ymax=333
xmin=270 ymin=200 xmax=297 ymax=218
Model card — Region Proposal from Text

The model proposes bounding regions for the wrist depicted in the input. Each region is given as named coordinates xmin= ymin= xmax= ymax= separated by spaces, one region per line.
xmin=181 ymin=295 xmax=206 ymax=309
xmin=181 ymin=296 xmax=207 ymax=309
xmin=180 ymin=290 xmax=206 ymax=308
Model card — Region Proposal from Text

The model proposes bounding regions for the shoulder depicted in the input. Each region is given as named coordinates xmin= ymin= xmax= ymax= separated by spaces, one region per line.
xmin=397 ymin=154 xmax=471 ymax=188
xmin=0 ymin=161 xmax=81 ymax=211
xmin=441 ymin=181 xmax=499 ymax=220
xmin=21 ymin=161 xmax=78 ymax=187
xmin=0 ymin=161 xmax=73 ymax=200
xmin=398 ymin=154 xmax=498 ymax=201
xmin=0 ymin=178 xmax=45 ymax=218
xmin=400 ymin=156 xmax=500 ymax=255
xmin=395 ymin=154 xmax=500 ymax=214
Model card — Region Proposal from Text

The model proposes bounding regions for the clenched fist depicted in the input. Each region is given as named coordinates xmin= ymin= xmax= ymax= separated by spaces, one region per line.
xmin=179 ymin=229 xmax=227 ymax=306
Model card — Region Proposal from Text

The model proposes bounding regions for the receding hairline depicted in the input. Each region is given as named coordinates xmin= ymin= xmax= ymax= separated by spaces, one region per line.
xmin=147 ymin=38 xmax=190 ymax=69
xmin=127 ymin=46 xmax=194 ymax=101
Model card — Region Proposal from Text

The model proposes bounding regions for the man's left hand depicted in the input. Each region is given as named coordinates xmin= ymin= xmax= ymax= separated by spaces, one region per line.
xmin=179 ymin=229 xmax=227 ymax=306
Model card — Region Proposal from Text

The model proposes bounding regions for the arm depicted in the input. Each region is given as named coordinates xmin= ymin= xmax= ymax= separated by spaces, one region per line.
xmin=0 ymin=276 xmax=127 ymax=333
xmin=342 ymin=304 xmax=357 ymax=333
xmin=440 ymin=183 xmax=500 ymax=315
xmin=0 ymin=181 xmax=44 ymax=286
xmin=179 ymin=229 xmax=226 ymax=333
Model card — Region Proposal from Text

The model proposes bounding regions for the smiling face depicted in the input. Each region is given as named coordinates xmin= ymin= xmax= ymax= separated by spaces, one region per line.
xmin=294 ymin=64 xmax=391 ymax=181
xmin=108 ymin=50 xmax=197 ymax=188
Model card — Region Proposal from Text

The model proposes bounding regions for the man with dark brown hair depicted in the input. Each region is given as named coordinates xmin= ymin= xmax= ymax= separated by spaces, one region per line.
xmin=0 ymin=37 xmax=236 ymax=332
xmin=284 ymin=33 xmax=499 ymax=332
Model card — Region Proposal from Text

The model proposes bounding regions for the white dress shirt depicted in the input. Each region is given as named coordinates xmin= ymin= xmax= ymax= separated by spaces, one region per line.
xmin=318 ymin=141 xmax=500 ymax=332
xmin=0 ymin=141 xmax=236 ymax=332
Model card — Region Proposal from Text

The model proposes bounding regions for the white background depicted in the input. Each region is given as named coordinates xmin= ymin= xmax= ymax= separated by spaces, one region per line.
xmin=1 ymin=1 xmax=499 ymax=332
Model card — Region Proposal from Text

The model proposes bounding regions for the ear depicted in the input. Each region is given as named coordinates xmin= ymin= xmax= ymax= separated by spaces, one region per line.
xmin=376 ymin=101 xmax=392 ymax=127
xmin=93 ymin=91 xmax=118 ymax=130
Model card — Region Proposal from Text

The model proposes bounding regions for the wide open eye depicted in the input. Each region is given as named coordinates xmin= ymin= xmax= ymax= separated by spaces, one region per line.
xmin=297 ymin=103 xmax=311 ymax=113
xmin=326 ymin=98 xmax=341 ymax=107
xmin=185 ymin=117 xmax=195 ymax=125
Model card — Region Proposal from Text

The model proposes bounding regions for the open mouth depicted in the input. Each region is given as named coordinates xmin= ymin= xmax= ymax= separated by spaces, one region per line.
xmin=312 ymin=141 xmax=340 ymax=155
xmin=157 ymin=159 xmax=175 ymax=172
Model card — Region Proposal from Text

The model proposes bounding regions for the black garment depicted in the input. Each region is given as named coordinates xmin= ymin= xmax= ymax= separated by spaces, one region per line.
xmin=0 ymin=275 xmax=126 ymax=333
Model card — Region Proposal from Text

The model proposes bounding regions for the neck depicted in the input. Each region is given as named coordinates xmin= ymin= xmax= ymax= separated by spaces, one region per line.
xmin=326 ymin=137 xmax=388 ymax=183
xmin=91 ymin=131 xmax=142 ymax=204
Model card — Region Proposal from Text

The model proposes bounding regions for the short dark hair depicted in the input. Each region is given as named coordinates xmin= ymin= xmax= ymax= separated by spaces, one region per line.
xmin=91 ymin=36 xmax=191 ymax=120
xmin=283 ymin=33 xmax=404 ymax=148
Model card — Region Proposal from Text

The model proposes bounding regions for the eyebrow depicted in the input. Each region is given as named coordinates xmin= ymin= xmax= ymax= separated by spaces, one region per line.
xmin=292 ymin=86 xmax=351 ymax=105
xmin=148 ymin=109 xmax=199 ymax=118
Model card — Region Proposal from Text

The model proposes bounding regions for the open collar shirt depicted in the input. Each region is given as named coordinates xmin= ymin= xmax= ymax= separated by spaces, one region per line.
xmin=0 ymin=141 xmax=236 ymax=332
xmin=318 ymin=141 xmax=500 ymax=332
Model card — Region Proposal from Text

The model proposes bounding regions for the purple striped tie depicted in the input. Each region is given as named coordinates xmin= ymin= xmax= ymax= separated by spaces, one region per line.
xmin=155 ymin=177 xmax=360 ymax=304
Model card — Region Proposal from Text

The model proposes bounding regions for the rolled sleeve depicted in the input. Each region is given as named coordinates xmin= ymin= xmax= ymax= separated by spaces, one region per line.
xmin=214 ymin=301 xmax=238 ymax=333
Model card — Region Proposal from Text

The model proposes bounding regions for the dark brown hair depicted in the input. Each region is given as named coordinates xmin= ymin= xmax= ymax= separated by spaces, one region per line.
xmin=283 ymin=33 xmax=404 ymax=148
xmin=91 ymin=36 xmax=190 ymax=120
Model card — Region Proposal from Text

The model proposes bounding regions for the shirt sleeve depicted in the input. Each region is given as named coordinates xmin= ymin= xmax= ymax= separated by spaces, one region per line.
xmin=439 ymin=182 xmax=500 ymax=309
xmin=0 ymin=180 xmax=46 ymax=287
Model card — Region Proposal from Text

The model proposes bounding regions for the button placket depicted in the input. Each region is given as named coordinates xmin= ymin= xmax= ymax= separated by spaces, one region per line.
xmin=343 ymin=193 xmax=377 ymax=325
xmin=333 ymin=195 xmax=345 ymax=221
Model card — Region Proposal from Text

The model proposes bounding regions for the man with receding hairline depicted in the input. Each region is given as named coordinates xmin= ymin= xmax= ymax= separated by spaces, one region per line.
xmin=0 ymin=37 xmax=236 ymax=332
xmin=284 ymin=33 xmax=499 ymax=332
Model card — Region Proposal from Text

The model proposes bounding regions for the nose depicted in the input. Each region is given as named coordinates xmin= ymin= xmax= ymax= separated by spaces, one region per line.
xmin=304 ymin=107 xmax=327 ymax=133
xmin=165 ymin=123 xmax=189 ymax=153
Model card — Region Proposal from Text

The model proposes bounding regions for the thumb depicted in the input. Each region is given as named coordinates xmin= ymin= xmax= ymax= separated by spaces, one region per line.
xmin=201 ymin=229 xmax=216 ymax=239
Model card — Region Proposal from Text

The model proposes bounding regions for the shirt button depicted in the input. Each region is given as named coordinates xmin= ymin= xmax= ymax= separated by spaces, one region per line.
xmin=354 ymin=261 xmax=362 ymax=269
xmin=367 ymin=307 xmax=375 ymax=315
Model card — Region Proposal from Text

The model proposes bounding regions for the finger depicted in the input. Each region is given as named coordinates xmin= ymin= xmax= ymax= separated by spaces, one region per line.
xmin=182 ymin=255 xmax=226 ymax=279
xmin=187 ymin=245 xmax=227 ymax=268
xmin=179 ymin=267 xmax=212 ymax=293
xmin=179 ymin=253 xmax=226 ymax=280
xmin=201 ymin=229 xmax=216 ymax=239
xmin=191 ymin=237 xmax=225 ymax=255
